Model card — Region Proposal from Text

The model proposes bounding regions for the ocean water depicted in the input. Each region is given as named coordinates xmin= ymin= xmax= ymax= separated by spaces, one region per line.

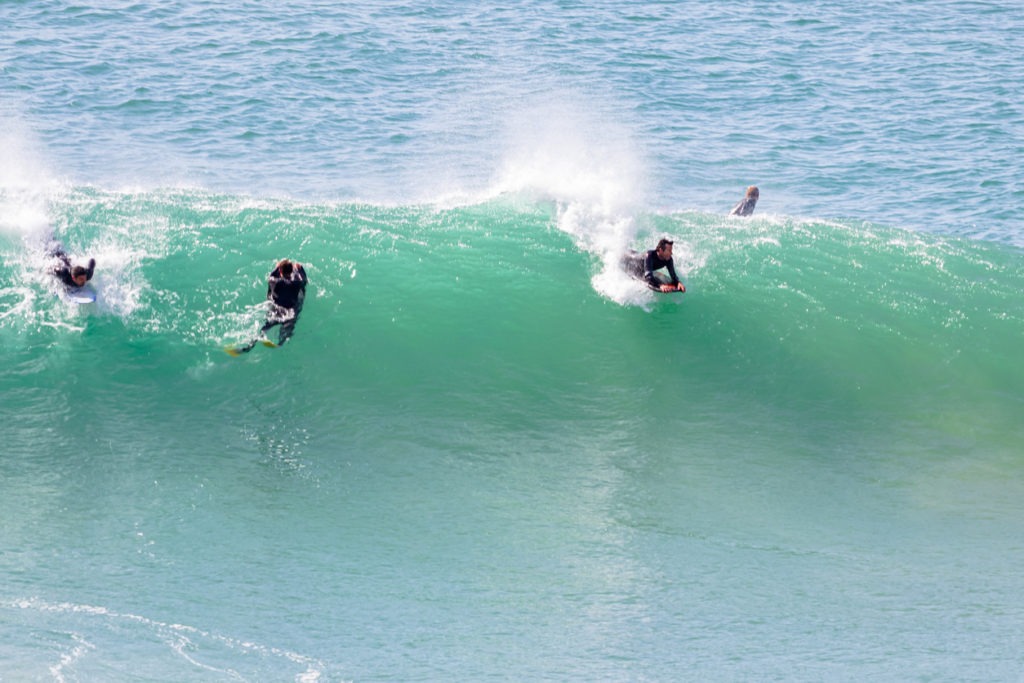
xmin=2 ymin=1 xmax=1023 ymax=680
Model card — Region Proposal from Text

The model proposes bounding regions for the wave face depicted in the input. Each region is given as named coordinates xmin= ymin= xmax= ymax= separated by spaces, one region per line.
xmin=4 ymin=187 xmax=1021 ymax=423
xmin=3 ymin=187 xmax=1023 ymax=678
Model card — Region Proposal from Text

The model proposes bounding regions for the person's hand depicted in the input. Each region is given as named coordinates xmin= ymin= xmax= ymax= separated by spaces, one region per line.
xmin=660 ymin=284 xmax=675 ymax=293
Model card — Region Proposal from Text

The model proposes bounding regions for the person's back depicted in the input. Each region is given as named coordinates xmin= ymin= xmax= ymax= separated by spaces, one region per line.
xmin=267 ymin=261 xmax=307 ymax=309
xmin=729 ymin=185 xmax=759 ymax=217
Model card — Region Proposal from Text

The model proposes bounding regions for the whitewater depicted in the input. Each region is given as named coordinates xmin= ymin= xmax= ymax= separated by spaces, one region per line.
xmin=2 ymin=1 xmax=1024 ymax=680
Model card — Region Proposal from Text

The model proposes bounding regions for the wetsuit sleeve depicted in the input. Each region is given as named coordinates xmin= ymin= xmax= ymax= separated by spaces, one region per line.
xmin=266 ymin=268 xmax=281 ymax=298
xmin=296 ymin=265 xmax=307 ymax=283
xmin=85 ymin=258 xmax=95 ymax=281
xmin=665 ymin=258 xmax=680 ymax=285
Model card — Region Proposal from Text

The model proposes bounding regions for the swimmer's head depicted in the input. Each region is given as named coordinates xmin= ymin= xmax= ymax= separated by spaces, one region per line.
xmin=71 ymin=265 xmax=89 ymax=287
xmin=278 ymin=259 xmax=294 ymax=277
xmin=746 ymin=186 xmax=759 ymax=198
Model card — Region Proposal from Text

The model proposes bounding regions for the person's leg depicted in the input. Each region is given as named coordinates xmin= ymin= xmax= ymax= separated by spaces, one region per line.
xmin=621 ymin=250 xmax=643 ymax=279
xmin=230 ymin=339 xmax=259 ymax=354
xmin=260 ymin=318 xmax=279 ymax=336
xmin=46 ymin=243 xmax=70 ymax=267
xmin=228 ymin=318 xmax=279 ymax=354
xmin=276 ymin=314 xmax=298 ymax=346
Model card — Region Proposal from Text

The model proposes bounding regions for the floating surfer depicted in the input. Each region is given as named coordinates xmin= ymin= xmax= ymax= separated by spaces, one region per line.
xmin=621 ymin=238 xmax=686 ymax=293
xmin=729 ymin=185 xmax=759 ymax=217
xmin=226 ymin=259 xmax=308 ymax=356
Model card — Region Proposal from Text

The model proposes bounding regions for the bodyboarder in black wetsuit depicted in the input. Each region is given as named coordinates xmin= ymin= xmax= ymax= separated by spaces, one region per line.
xmin=622 ymin=238 xmax=685 ymax=293
xmin=48 ymin=243 xmax=95 ymax=289
xmin=228 ymin=259 xmax=308 ymax=355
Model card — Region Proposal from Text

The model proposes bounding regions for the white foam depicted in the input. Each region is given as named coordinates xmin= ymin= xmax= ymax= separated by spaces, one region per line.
xmin=0 ymin=106 xmax=64 ymax=241
xmin=81 ymin=239 xmax=145 ymax=318
xmin=475 ymin=95 xmax=680 ymax=304
xmin=5 ymin=597 xmax=328 ymax=680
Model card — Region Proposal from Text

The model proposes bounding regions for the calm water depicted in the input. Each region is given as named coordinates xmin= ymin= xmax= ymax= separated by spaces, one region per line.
xmin=2 ymin=2 xmax=1023 ymax=680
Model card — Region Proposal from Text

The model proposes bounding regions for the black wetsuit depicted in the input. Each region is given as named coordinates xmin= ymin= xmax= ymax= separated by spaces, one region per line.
xmin=234 ymin=264 xmax=308 ymax=353
xmin=623 ymin=249 xmax=680 ymax=289
xmin=49 ymin=247 xmax=95 ymax=288
xmin=267 ymin=264 xmax=307 ymax=310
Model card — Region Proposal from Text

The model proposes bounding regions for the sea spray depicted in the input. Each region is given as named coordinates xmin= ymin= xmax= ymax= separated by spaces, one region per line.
xmin=483 ymin=97 xmax=674 ymax=304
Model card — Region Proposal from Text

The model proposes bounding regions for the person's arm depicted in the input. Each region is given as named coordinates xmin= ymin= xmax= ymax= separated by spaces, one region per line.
xmin=85 ymin=258 xmax=96 ymax=281
xmin=665 ymin=259 xmax=685 ymax=292
xmin=665 ymin=258 xmax=680 ymax=286
xmin=267 ymin=268 xmax=280 ymax=298
xmin=296 ymin=264 xmax=307 ymax=282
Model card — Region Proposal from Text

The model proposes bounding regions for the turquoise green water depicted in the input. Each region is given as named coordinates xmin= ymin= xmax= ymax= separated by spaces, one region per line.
xmin=3 ymin=189 xmax=1023 ymax=679
xmin=3 ymin=0 xmax=1024 ymax=679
